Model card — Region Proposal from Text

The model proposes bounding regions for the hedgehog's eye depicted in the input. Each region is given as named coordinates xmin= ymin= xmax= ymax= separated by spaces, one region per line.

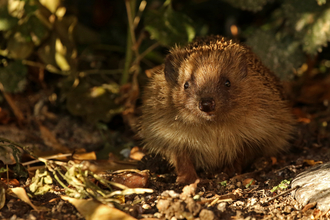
xmin=184 ymin=81 xmax=189 ymax=89
xmin=225 ymin=80 xmax=231 ymax=87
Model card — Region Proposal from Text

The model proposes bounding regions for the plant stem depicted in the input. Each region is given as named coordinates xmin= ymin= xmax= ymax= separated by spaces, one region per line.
xmin=121 ymin=0 xmax=137 ymax=85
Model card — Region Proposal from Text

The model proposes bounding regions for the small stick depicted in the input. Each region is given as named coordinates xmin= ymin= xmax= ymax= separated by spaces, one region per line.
xmin=265 ymin=185 xmax=301 ymax=204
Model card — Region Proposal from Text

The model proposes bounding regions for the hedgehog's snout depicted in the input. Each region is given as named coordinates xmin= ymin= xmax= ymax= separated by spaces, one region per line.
xmin=199 ymin=98 xmax=215 ymax=113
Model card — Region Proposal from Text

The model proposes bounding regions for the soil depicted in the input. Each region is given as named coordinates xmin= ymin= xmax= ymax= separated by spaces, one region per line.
xmin=0 ymin=91 xmax=330 ymax=220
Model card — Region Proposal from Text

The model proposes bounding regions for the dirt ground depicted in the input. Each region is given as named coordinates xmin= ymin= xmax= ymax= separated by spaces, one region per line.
xmin=0 ymin=82 xmax=330 ymax=220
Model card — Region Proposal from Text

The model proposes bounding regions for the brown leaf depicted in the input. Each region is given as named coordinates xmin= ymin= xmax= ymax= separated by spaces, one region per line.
xmin=73 ymin=151 xmax=97 ymax=160
xmin=61 ymin=196 xmax=136 ymax=220
xmin=38 ymin=122 xmax=70 ymax=154
xmin=111 ymin=170 xmax=149 ymax=188
xmin=1 ymin=92 xmax=25 ymax=124
xmin=129 ymin=147 xmax=145 ymax=161
xmin=302 ymin=202 xmax=317 ymax=212
xmin=270 ymin=157 xmax=277 ymax=165
xmin=303 ymin=159 xmax=323 ymax=166
xmin=242 ymin=178 xmax=256 ymax=187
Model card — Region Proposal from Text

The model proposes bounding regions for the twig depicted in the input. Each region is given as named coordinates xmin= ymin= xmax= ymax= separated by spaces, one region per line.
xmin=265 ymin=185 xmax=301 ymax=204
xmin=133 ymin=42 xmax=160 ymax=65
xmin=22 ymin=153 xmax=73 ymax=166
xmin=122 ymin=0 xmax=137 ymax=85
xmin=125 ymin=0 xmax=138 ymax=55
xmin=79 ymin=69 xmax=123 ymax=76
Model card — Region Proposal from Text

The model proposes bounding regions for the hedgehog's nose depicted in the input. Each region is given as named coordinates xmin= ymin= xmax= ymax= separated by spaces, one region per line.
xmin=199 ymin=98 xmax=215 ymax=113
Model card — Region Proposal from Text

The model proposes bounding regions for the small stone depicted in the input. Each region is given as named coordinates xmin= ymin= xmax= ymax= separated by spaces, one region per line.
xmin=283 ymin=206 xmax=292 ymax=213
xmin=156 ymin=199 xmax=170 ymax=212
xmin=199 ymin=209 xmax=217 ymax=220
xmin=161 ymin=190 xmax=180 ymax=198
xmin=142 ymin=204 xmax=151 ymax=210
xmin=217 ymin=202 xmax=227 ymax=212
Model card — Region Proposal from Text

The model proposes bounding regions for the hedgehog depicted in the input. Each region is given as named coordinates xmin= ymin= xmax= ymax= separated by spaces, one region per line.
xmin=138 ymin=36 xmax=295 ymax=184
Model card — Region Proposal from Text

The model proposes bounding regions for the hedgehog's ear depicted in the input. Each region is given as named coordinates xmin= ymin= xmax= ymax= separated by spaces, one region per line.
xmin=164 ymin=54 xmax=179 ymax=85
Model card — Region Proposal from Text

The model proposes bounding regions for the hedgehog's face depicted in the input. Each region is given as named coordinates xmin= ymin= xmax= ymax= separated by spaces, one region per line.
xmin=165 ymin=48 xmax=248 ymax=123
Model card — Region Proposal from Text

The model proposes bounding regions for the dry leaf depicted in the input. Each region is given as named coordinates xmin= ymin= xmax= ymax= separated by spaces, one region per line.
xmin=129 ymin=147 xmax=145 ymax=161
xmin=303 ymin=160 xmax=323 ymax=166
xmin=242 ymin=178 xmax=256 ymax=187
xmin=10 ymin=187 xmax=49 ymax=211
xmin=73 ymin=151 xmax=97 ymax=160
xmin=38 ymin=122 xmax=70 ymax=153
xmin=1 ymin=92 xmax=25 ymax=124
xmin=111 ymin=170 xmax=149 ymax=188
xmin=61 ymin=196 xmax=136 ymax=220
xmin=270 ymin=157 xmax=277 ymax=165
xmin=302 ymin=202 xmax=317 ymax=212
xmin=292 ymin=108 xmax=311 ymax=124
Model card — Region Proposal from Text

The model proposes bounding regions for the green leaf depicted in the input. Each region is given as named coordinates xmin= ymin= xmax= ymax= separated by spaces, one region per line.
xmin=65 ymin=79 xmax=123 ymax=123
xmin=24 ymin=0 xmax=39 ymax=15
xmin=0 ymin=60 xmax=27 ymax=93
xmin=282 ymin=0 xmax=330 ymax=54
xmin=246 ymin=29 xmax=304 ymax=79
xmin=30 ymin=169 xmax=53 ymax=195
xmin=219 ymin=180 xmax=227 ymax=186
xmin=221 ymin=0 xmax=269 ymax=12
xmin=0 ymin=8 xmax=18 ymax=31
xmin=144 ymin=4 xmax=195 ymax=47
xmin=270 ymin=179 xmax=291 ymax=193
xmin=24 ymin=15 xmax=49 ymax=46
xmin=316 ymin=0 xmax=327 ymax=5
xmin=6 ymin=32 xmax=34 ymax=59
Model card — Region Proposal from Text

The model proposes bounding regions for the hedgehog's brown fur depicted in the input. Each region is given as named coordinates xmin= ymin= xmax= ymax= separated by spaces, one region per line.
xmin=138 ymin=36 xmax=295 ymax=184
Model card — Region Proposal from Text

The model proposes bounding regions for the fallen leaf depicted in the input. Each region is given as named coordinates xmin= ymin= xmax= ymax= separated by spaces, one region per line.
xmin=312 ymin=209 xmax=322 ymax=219
xmin=111 ymin=170 xmax=149 ymax=188
xmin=243 ymin=178 xmax=256 ymax=187
xmin=2 ymin=178 xmax=20 ymax=187
xmin=38 ymin=122 xmax=70 ymax=153
xmin=270 ymin=157 xmax=277 ymax=165
xmin=9 ymin=187 xmax=49 ymax=211
xmin=1 ymin=92 xmax=25 ymax=124
xmin=129 ymin=147 xmax=145 ymax=161
xmin=303 ymin=160 xmax=323 ymax=166
xmin=0 ymin=146 xmax=16 ymax=165
xmin=302 ymin=202 xmax=317 ymax=212
xmin=61 ymin=196 xmax=136 ymax=220
xmin=73 ymin=151 xmax=97 ymax=160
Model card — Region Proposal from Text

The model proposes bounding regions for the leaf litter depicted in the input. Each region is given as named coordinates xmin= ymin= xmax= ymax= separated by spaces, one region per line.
xmin=1 ymin=76 xmax=330 ymax=219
